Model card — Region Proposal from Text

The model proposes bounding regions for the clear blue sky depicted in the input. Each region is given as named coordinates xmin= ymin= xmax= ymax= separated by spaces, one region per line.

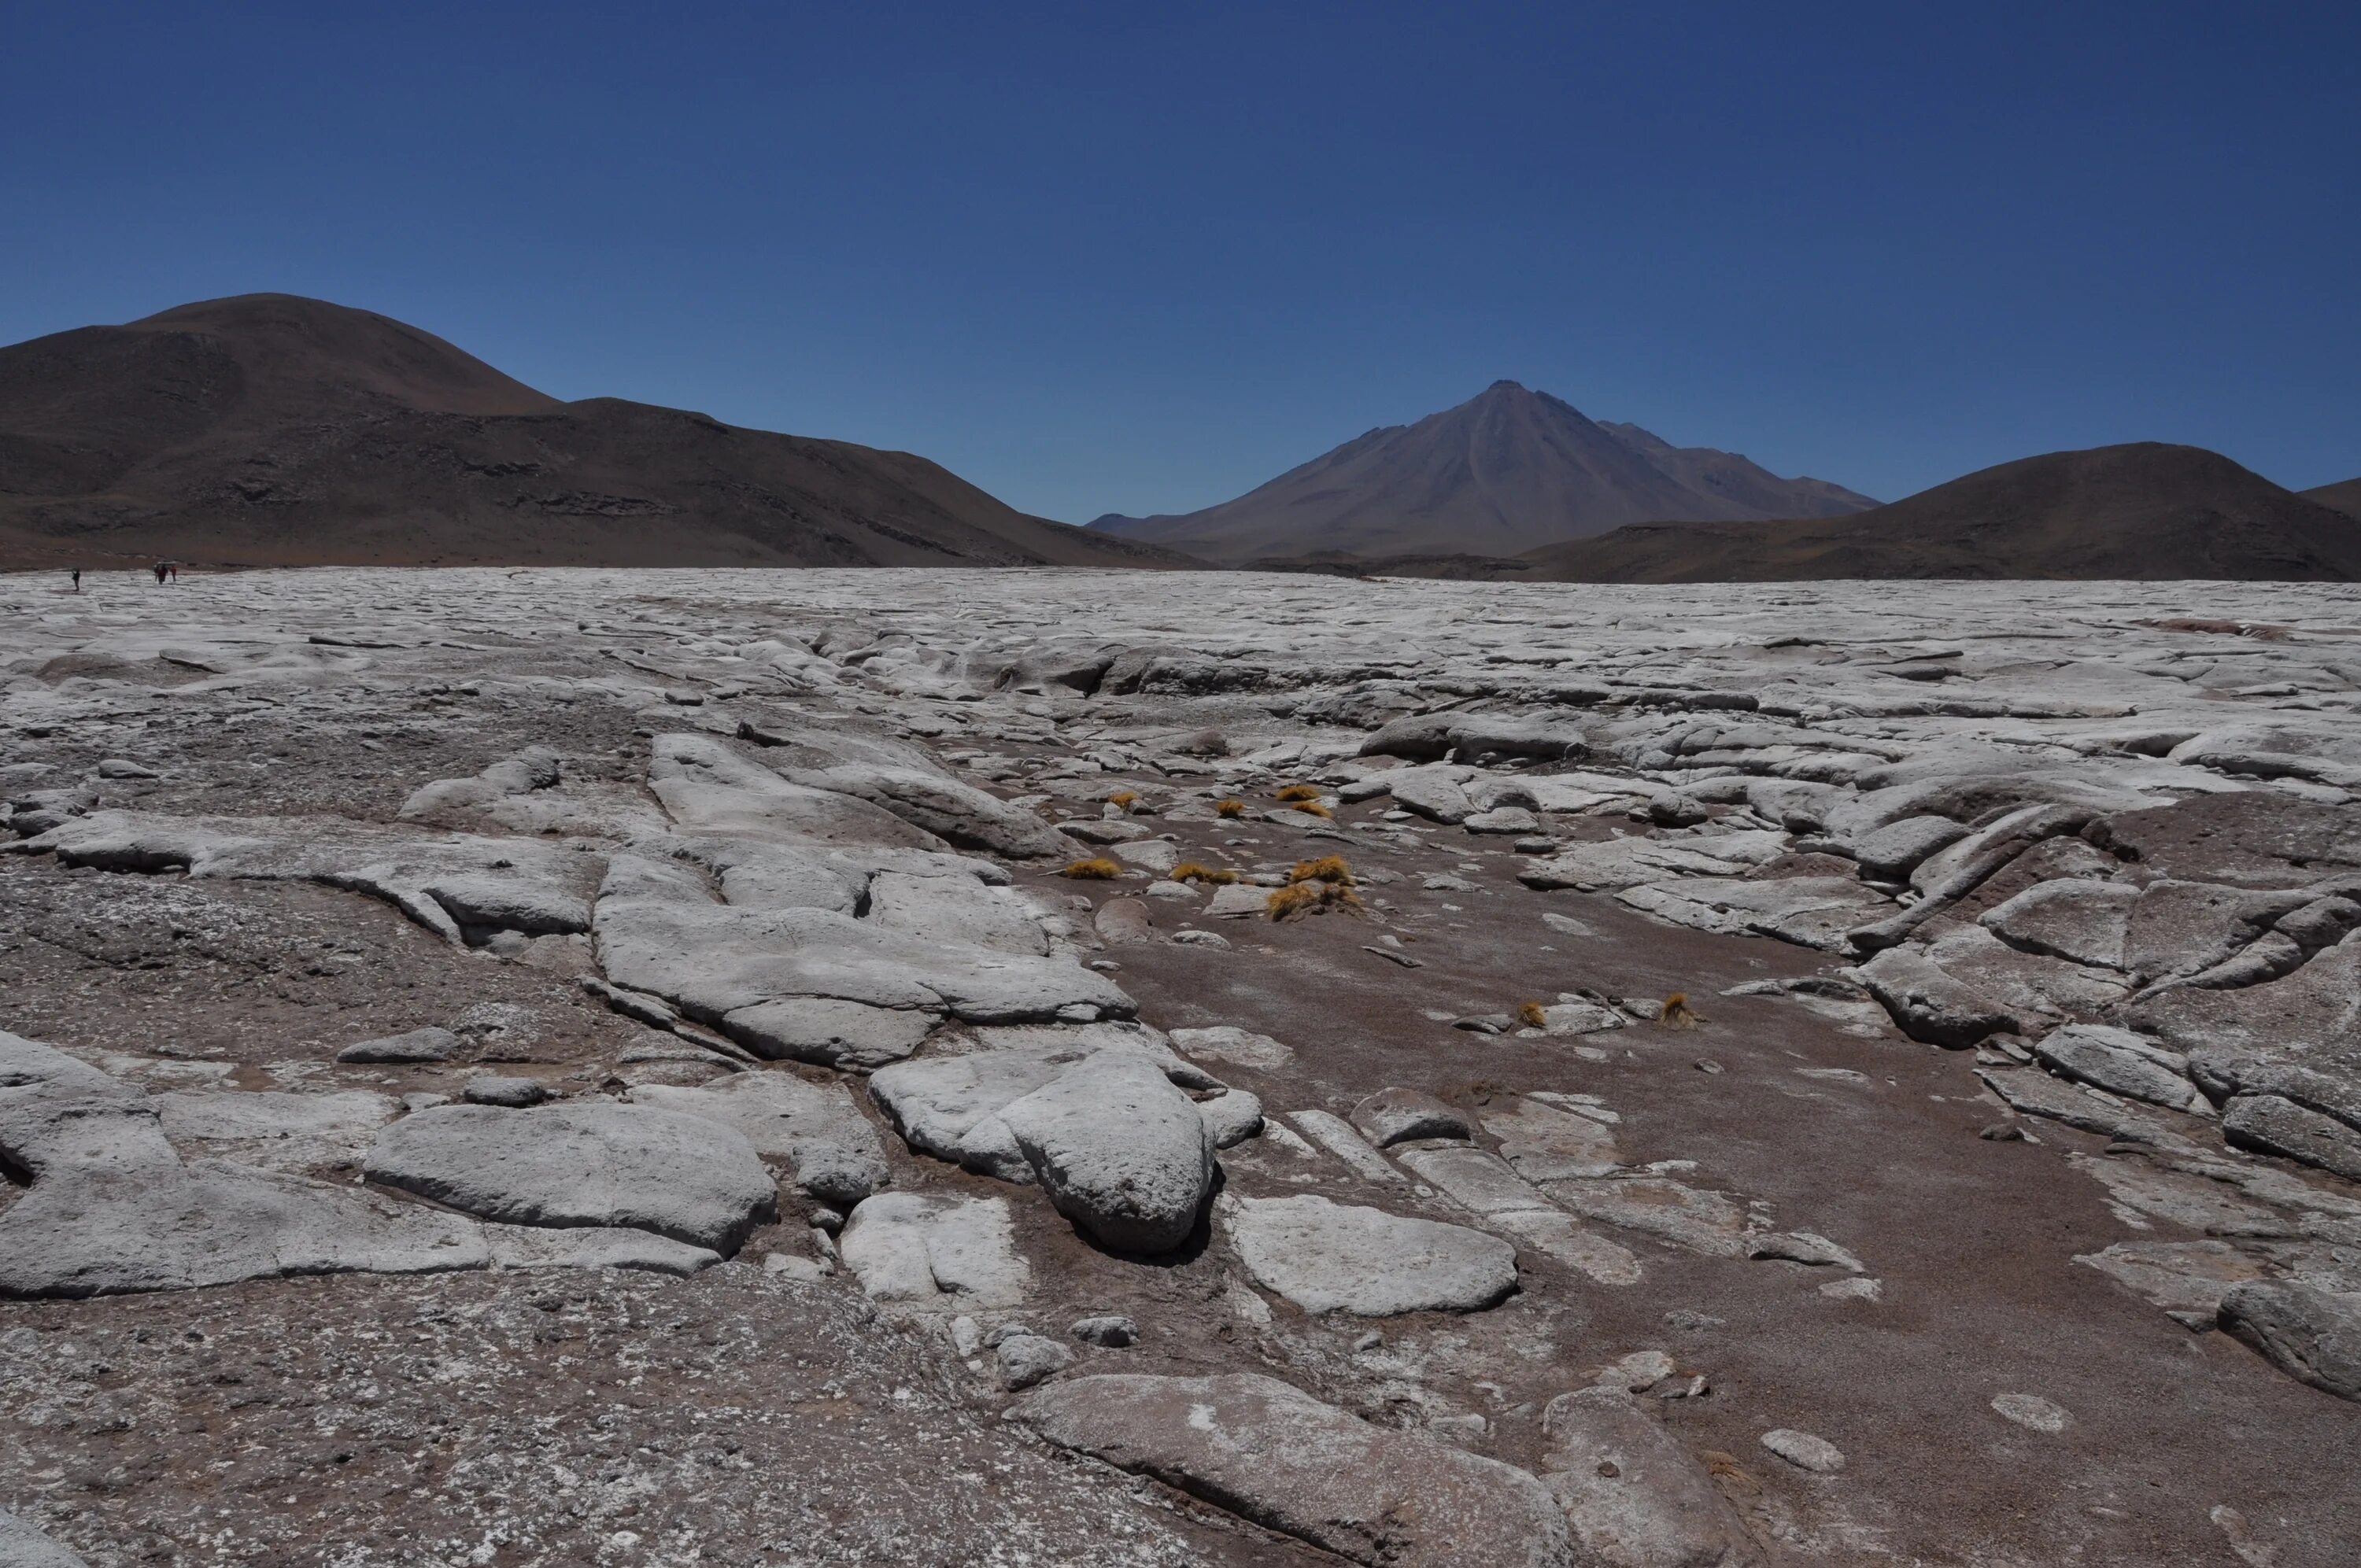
xmin=4 ymin=3 xmax=2354 ymax=520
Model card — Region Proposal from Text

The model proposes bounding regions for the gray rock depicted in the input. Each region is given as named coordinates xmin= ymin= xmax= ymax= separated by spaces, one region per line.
xmin=865 ymin=870 xmax=1051 ymax=955
xmin=364 ymin=1102 xmax=778 ymax=1253
xmin=1990 ymin=1393 xmax=2071 ymax=1433
xmin=2223 ymin=1095 xmax=2361 ymax=1181
xmin=997 ymin=1332 xmax=1076 ymax=1389
xmin=1759 ymin=1427 xmax=1845 ymax=1473
xmin=2031 ymin=1024 xmax=2205 ymax=1113
xmin=2125 ymin=880 xmax=2307 ymax=983
xmin=720 ymin=997 xmax=933 ymax=1071
xmin=1349 ymin=1087 xmax=1473 ymax=1147
xmin=1195 ymin=1087 xmax=1265 ymax=1149
xmin=337 ymin=1026 xmax=462 ymax=1064
xmin=836 ymin=1191 xmax=1029 ymax=1311
xmin=1093 ymin=898 xmax=1158 ymax=945
xmin=1386 ymin=766 xmax=1477 ymax=825
xmin=482 ymin=1224 xmax=721 ymax=1276
xmin=1071 ymin=1314 xmax=1138 ymax=1347
xmin=1464 ymin=806 xmax=1541 ymax=835
xmin=779 ymin=761 xmax=1075 ymax=859
xmin=1540 ymin=1387 xmax=1761 ymax=1568
xmin=2219 ymin=1280 xmax=2361 ymax=1401
xmin=1169 ymin=928 xmax=1230 ymax=948
xmin=1856 ymin=946 xmax=2024 ymax=1048
xmin=1979 ymin=878 xmax=2137 ymax=969
xmin=998 ymin=1043 xmax=1215 ymax=1253
xmin=461 ymin=1075 xmax=549 ymax=1108
xmin=1168 ymin=1024 xmax=1295 ymax=1071
xmin=1619 ymin=875 xmax=1893 ymax=951
xmin=1012 ymin=1372 xmax=1572 ymax=1568
xmin=1221 ymin=1192 xmax=1519 ymax=1315
xmin=1849 ymin=814 xmax=1969 ymax=880
xmin=0 ymin=1510 xmax=90 ymax=1567
xmin=629 ymin=1072 xmax=892 ymax=1205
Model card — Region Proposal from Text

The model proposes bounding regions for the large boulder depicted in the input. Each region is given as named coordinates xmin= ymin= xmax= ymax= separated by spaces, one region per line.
xmin=997 ymin=1044 xmax=1216 ymax=1253
xmin=2219 ymin=1280 xmax=2361 ymax=1401
xmin=1012 ymin=1373 xmax=1571 ymax=1568
xmin=0 ymin=1510 xmax=90 ymax=1567
xmin=777 ymin=762 xmax=1076 ymax=859
xmin=1221 ymin=1193 xmax=1518 ymax=1315
xmin=364 ymin=1102 xmax=778 ymax=1253
xmin=2031 ymin=1025 xmax=2205 ymax=1113
xmin=1979 ymin=878 xmax=2137 ymax=969
xmin=1855 ymin=946 xmax=2025 ymax=1048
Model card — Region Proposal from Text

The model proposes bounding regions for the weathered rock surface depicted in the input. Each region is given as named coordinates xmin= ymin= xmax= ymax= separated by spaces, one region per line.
xmin=837 ymin=1191 xmax=1029 ymax=1311
xmin=364 ymin=1102 xmax=779 ymax=1253
xmin=1540 ymin=1387 xmax=1761 ymax=1568
xmin=628 ymin=1072 xmax=890 ymax=1205
xmin=1221 ymin=1192 xmax=1520 ymax=1315
xmin=2218 ymin=1280 xmax=2361 ymax=1401
xmin=1013 ymin=1373 xmax=1572 ymax=1568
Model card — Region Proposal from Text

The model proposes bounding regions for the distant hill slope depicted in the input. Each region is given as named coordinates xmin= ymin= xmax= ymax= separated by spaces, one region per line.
xmin=1516 ymin=443 xmax=2361 ymax=582
xmin=1089 ymin=380 xmax=1872 ymax=562
xmin=0 ymin=293 xmax=1186 ymax=570
xmin=2304 ymin=477 xmax=2361 ymax=519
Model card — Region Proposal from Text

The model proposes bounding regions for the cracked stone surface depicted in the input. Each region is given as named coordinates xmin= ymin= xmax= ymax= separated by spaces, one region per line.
xmin=5 ymin=566 xmax=2361 ymax=1566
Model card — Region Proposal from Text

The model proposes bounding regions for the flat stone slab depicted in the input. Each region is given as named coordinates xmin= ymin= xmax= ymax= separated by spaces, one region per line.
xmin=628 ymin=1072 xmax=890 ymax=1206
xmin=1221 ymin=1192 xmax=1518 ymax=1315
xmin=1013 ymin=1372 xmax=1570 ymax=1568
xmin=837 ymin=1191 xmax=1029 ymax=1312
xmin=364 ymin=1101 xmax=778 ymax=1253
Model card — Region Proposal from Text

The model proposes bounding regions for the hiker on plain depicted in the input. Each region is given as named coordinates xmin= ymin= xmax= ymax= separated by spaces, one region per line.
xmin=70 ymin=569 xmax=80 ymax=592
xmin=168 ymin=563 xmax=179 ymax=582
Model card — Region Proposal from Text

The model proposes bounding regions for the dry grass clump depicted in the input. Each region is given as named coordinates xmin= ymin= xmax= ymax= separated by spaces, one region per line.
xmin=1266 ymin=880 xmax=1362 ymax=921
xmin=1169 ymin=862 xmax=1239 ymax=885
xmin=1059 ymin=858 xmax=1123 ymax=880
xmin=1106 ymin=790 xmax=1138 ymax=809
xmin=1289 ymin=799 xmax=1333 ymax=818
xmin=1214 ymin=799 xmax=1247 ymax=819
xmin=1661 ymin=991 xmax=1701 ymax=1029
xmin=1515 ymin=1000 xmax=1549 ymax=1029
xmin=1274 ymin=783 xmax=1325 ymax=802
xmin=1287 ymin=854 xmax=1355 ymax=887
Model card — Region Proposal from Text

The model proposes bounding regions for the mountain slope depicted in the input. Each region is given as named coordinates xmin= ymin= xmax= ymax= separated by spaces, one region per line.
xmin=0 ymin=293 xmax=1184 ymax=570
xmin=2304 ymin=477 xmax=2361 ymax=519
xmin=1520 ymin=443 xmax=2361 ymax=582
xmin=1090 ymin=381 xmax=1873 ymax=562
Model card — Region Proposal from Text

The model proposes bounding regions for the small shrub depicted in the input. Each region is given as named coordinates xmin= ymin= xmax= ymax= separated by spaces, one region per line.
xmin=1214 ymin=799 xmax=1247 ymax=819
xmin=1267 ymin=880 xmax=1362 ymax=921
xmin=1274 ymin=783 xmax=1324 ymax=802
xmin=1169 ymin=862 xmax=1240 ymax=885
xmin=1059 ymin=858 xmax=1123 ymax=880
xmin=1287 ymin=854 xmax=1355 ymax=887
xmin=1515 ymin=1001 xmax=1548 ymax=1030
xmin=1661 ymin=991 xmax=1701 ymax=1029
xmin=1107 ymin=790 xmax=1138 ymax=810
xmin=1290 ymin=799 xmax=1333 ymax=818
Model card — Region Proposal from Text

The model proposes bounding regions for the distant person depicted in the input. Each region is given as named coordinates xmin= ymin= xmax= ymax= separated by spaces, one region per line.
xmin=153 ymin=562 xmax=166 ymax=585
xmin=168 ymin=563 xmax=179 ymax=582
xmin=70 ymin=569 xmax=81 ymax=592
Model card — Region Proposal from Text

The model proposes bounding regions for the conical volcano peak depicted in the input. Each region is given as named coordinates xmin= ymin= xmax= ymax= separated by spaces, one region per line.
xmin=1092 ymin=384 xmax=1875 ymax=560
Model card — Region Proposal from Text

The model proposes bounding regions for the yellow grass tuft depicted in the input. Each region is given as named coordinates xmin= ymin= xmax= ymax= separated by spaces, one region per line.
xmin=1266 ymin=880 xmax=1362 ymax=921
xmin=1059 ymin=858 xmax=1123 ymax=880
xmin=1214 ymin=799 xmax=1247 ymax=819
xmin=1661 ymin=991 xmax=1701 ymax=1029
xmin=1515 ymin=1001 xmax=1548 ymax=1030
xmin=1287 ymin=854 xmax=1355 ymax=887
xmin=1106 ymin=790 xmax=1138 ymax=809
xmin=1274 ymin=783 xmax=1324 ymax=802
xmin=1290 ymin=799 xmax=1333 ymax=818
xmin=1169 ymin=862 xmax=1240 ymax=885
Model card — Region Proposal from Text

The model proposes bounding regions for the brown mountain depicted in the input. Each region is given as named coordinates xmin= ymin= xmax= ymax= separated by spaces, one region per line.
xmin=1515 ymin=443 xmax=2361 ymax=582
xmin=0 ymin=293 xmax=1184 ymax=570
xmin=1088 ymin=380 xmax=1874 ymax=563
xmin=2304 ymin=477 xmax=2361 ymax=519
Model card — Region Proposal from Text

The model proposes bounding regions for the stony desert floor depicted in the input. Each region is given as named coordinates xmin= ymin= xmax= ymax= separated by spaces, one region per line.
xmin=2 ymin=566 xmax=2359 ymax=1568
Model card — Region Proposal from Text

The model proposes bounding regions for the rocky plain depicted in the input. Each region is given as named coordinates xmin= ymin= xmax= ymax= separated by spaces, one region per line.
xmin=2 ymin=565 xmax=2359 ymax=1567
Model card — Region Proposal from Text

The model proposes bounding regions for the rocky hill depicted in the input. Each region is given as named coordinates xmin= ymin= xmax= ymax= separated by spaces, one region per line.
xmin=0 ymin=294 xmax=1184 ymax=570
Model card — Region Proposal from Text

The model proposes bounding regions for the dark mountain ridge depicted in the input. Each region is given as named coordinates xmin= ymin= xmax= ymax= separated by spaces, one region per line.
xmin=1308 ymin=443 xmax=2361 ymax=583
xmin=0 ymin=293 xmax=1183 ymax=570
